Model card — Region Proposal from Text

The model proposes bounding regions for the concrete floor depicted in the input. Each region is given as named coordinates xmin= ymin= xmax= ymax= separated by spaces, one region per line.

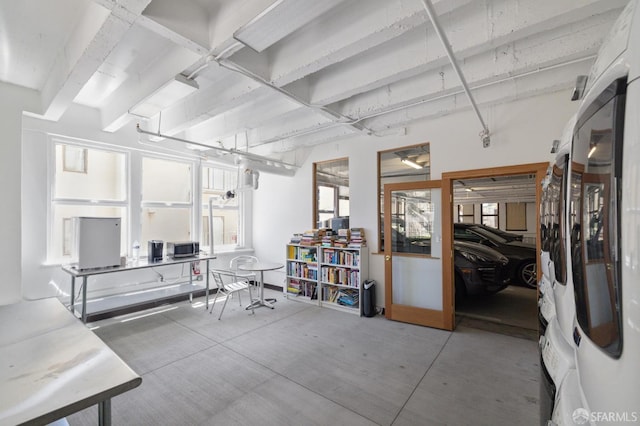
xmin=455 ymin=285 xmax=538 ymax=334
xmin=67 ymin=288 xmax=539 ymax=425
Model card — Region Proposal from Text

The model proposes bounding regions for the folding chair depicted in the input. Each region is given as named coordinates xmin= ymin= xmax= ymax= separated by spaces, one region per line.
xmin=209 ymin=269 xmax=254 ymax=320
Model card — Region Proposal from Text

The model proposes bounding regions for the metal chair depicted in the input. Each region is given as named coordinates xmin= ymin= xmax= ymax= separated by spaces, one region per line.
xmin=229 ymin=255 xmax=259 ymax=286
xmin=209 ymin=270 xmax=254 ymax=320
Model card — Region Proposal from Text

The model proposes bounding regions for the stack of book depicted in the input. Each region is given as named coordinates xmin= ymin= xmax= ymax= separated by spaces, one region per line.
xmin=321 ymin=230 xmax=336 ymax=247
xmin=300 ymin=229 xmax=322 ymax=246
xmin=334 ymin=228 xmax=350 ymax=247
xmin=349 ymin=228 xmax=367 ymax=247
xmin=337 ymin=288 xmax=359 ymax=307
xmin=290 ymin=233 xmax=302 ymax=244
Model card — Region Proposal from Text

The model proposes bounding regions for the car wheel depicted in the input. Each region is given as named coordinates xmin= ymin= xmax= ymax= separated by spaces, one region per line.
xmin=519 ymin=261 xmax=537 ymax=289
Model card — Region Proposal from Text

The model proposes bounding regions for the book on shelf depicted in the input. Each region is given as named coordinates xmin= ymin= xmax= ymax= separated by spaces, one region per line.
xmin=337 ymin=288 xmax=359 ymax=306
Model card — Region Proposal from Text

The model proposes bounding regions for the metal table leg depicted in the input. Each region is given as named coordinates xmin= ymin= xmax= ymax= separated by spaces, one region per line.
xmin=81 ymin=276 xmax=88 ymax=323
xmin=99 ymin=399 xmax=111 ymax=426
xmin=70 ymin=276 xmax=76 ymax=315
xmin=205 ymin=259 xmax=210 ymax=308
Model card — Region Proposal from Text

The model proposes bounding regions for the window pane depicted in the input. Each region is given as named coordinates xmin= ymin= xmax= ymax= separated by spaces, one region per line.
xmin=201 ymin=166 xmax=239 ymax=250
xmin=482 ymin=203 xmax=498 ymax=215
xmin=141 ymin=207 xmax=191 ymax=252
xmin=202 ymin=207 xmax=238 ymax=246
xmin=379 ymin=144 xmax=430 ymax=249
xmin=54 ymin=144 xmax=126 ymax=201
xmin=52 ymin=205 xmax=127 ymax=261
xmin=482 ymin=216 xmax=498 ymax=228
xmin=338 ymin=199 xmax=350 ymax=217
xmin=315 ymin=158 xmax=349 ymax=227
xmin=142 ymin=157 xmax=191 ymax=203
xmin=390 ymin=189 xmax=437 ymax=255
xmin=318 ymin=186 xmax=335 ymax=211
xmin=571 ymin=80 xmax=623 ymax=357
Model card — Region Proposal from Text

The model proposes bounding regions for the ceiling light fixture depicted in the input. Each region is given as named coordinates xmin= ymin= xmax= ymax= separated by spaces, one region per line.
xmin=401 ymin=158 xmax=423 ymax=169
xmin=129 ymin=74 xmax=199 ymax=118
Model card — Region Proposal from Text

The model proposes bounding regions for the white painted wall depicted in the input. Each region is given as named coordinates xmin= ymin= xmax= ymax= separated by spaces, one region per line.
xmin=1 ymin=82 xmax=38 ymax=305
xmin=253 ymin=91 xmax=577 ymax=307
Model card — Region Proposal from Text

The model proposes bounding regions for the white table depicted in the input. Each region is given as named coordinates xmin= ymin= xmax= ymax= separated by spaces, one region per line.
xmin=0 ymin=298 xmax=141 ymax=426
xmin=62 ymin=254 xmax=215 ymax=323
xmin=238 ymin=262 xmax=283 ymax=309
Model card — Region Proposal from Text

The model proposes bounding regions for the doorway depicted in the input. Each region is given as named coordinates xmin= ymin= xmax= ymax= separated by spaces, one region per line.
xmin=443 ymin=163 xmax=548 ymax=334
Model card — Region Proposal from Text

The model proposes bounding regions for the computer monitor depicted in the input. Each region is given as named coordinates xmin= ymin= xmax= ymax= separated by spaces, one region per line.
xmin=330 ymin=217 xmax=349 ymax=232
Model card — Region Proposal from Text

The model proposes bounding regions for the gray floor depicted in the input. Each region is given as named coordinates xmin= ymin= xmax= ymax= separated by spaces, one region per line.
xmin=67 ymin=288 xmax=540 ymax=426
xmin=456 ymin=285 xmax=538 ymax=332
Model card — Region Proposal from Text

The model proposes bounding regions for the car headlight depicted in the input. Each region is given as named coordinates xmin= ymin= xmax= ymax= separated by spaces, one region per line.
xmin=460 ymin=250 xmax=489 ymax=263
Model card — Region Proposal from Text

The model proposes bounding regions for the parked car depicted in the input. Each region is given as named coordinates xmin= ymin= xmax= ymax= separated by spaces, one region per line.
xmin=389 ymin=228 xmax=510 ymax=298
xmin=454 ymin=240 xmax=511 ymax=299
xmin=454 ymin=223 xmax=537 ymax=288
xmin=455 ymin=222 xmax=524 ymax=242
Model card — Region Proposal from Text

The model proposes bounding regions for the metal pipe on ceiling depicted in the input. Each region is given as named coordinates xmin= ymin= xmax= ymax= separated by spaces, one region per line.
xmin=419 ymin=0 xmax=490 ymax=147
xmin=135 ymin=124 xmax=298 ymax=171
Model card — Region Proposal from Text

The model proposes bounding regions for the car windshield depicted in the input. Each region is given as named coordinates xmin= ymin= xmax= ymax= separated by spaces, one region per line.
xmin=471 ymin=226 xmax=508 ymax=244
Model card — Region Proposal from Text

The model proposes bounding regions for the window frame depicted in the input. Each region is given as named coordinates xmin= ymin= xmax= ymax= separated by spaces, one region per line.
xmin=480 ymin=202 xmax=499 ymax=228
xmin=570 ymin=78 xmax=625 ymax=358
xmin=48 ymin=138 xmax=129 ymax=264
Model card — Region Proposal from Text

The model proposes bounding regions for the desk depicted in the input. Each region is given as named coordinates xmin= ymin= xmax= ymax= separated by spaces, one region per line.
xmin=238 ymin=262 xmax=283 ymax=309
xmin=0 ymin=298 xmax=141 ymax=426
xmin=62 ymin=254 xmax=215 ymax=323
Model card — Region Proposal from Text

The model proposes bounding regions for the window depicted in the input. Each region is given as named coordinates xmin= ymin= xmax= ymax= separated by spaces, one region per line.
xmin=141 ymin=156 xmax=192 ymax=253
xmin=202 ymin=165 xmax=239 ymax=251
xmin=481 ymin=203 xmax=499 ymax=228
xmin=457 ymin=204 xmax=474 ymax=223
xmin=378 ymin=144 xmax=430 ymax=250
xmin=50 ymin=141 xmax=127 ymax=262
xmin=571 ymin=79 xmax=625 ymax=357
xmin=543 ymin=155 xmax=568 ymax=285
xmin=505 ymin=202 xmax=526 ymax=231
xmin=314 ymin=158 xmax=349 ymax=228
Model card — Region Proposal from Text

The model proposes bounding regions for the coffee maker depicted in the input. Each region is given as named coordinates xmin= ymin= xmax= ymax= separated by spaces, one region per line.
xmin=148 ymin=240 xmax=164 ymax=262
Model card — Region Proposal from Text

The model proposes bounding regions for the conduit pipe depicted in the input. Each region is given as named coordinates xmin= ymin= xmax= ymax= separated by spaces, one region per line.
xmin=420 ymin=0 xmax=491 ymax=147
xmin=136 ymin=124 xmax=298 ymax=171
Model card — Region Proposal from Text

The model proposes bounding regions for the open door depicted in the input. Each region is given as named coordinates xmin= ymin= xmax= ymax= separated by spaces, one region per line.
xmin=384 ymin=181 xmax=453 ymax=330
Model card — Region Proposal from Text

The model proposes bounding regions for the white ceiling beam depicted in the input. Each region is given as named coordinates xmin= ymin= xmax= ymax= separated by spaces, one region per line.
xmin=100 ymin=44 xmax=201 ymax=131
xmin=238 ymin=36 xmax=597 ymax=151
xmin=136 ymin=0 xmax=209 ymax=54
xmin=363 ymin=59 xmax=592 ymax=132
xmin=333 ymin=11 xmax=615 ymax=120
xmin=183 ymin=94 xmax=301 ymax=146
xmin=288 ymin=0 xmax=626 ymax=107
xmin=144 ymin=73 xmax=271 ymax=137
xmin=39 ymin=0 xmax=152 ymax=120
xmin=230 ymin=0 xmax=474 ymax=88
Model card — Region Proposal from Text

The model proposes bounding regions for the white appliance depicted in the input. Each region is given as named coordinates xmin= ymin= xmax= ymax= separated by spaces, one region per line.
xmin=74 ymin=217 xmax=122 ymax=270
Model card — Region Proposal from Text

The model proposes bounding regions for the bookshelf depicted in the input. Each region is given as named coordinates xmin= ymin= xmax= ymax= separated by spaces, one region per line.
xmin=285 ymin=244 xmax=319 ymax=305
xmin=285 ymin=243 xmax=368 ymax=316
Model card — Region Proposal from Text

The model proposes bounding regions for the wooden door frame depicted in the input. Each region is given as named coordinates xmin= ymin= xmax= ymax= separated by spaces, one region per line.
xmin=442 ymin=163 xmax=549 ymax=328
xmin=383 ymin=180 xmax=453 ymax=330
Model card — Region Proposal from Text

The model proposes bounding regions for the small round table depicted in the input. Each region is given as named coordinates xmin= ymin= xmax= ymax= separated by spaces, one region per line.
xmin=238 ymin=261 xmax=283 ymax=309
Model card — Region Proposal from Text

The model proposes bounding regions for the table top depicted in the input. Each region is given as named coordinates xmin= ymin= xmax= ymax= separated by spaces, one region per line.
xmin=238 ymin=261 xmax=284 ymax=272
xmin=61 ymin=253 xmax=216 ymax=277
xmin=0 ymin=298 xmax=142 ymax=425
